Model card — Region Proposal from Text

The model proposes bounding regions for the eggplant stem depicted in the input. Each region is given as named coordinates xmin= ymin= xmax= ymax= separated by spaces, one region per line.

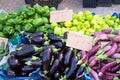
xmin=34 ymin=46 xmax=42 ymax=52
xmin=43 ymin=40 xmax=50 ymax=46
xmin=96 ymin=54 xmax=107 ymax=60
xmin=116 ymin=59 xmax=120 ymax=64
xmin=53 ymin=48 xmax=60 ymax=53
xmin=32 ymin=56 xmax=40 ymax=61
xmin=77 ymin=60 xmax=82 ymax=65
xmin=25 ymin=61 xmax=31 ymax=66
xmin=101 ymin=42 xmax=109 ymax=48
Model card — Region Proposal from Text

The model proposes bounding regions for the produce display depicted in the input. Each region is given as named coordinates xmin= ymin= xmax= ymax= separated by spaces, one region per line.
xmin=0 ymin=4 xmax=56 ymax=38
xmin=0 ymin=3 xmax=120 ymax=80
xmin=82 ymin=28 xmax=120 ymax=80
xmin=6 ymin=32 xmax=85 ymax=80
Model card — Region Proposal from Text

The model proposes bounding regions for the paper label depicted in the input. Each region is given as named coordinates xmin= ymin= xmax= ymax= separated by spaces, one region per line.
xmin=66 ymin=32 xmax=93 ymax=51
xmin=50 ymin=10 xmax=73 ymax=22
xmin=0 ymin=37 xmax=8 ymax=49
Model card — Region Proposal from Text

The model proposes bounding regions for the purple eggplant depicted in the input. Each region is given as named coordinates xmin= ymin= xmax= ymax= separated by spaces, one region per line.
xmin=112 ymin=36 xmax=120 ymax=43
xmin=102 ymin=28 xmax=112 ymax=34
xmin=113 ymin=30 xmax=119 ymax=35
xmin=89 ymin=68 xmax=100 ymax=80
xmin=99 ymin=61 xmax=118 ymax=76
xmin=21 ymin=31 xmax=31 ymax=37
xmin=8 ymin=56 xmax=20 ymax=67
xmin=53 ymin=42 xmax=63 ymax=48
xmin=42 ymin=48 xmax=52 ymax=70
xmin=75 ymin=66 xmax=84 ymax=78
xmin=88 ymin=44 xmax=101 ymax=58
xmin=15 ymin=44 xmax=43 ymax=57
xmin=89 ymin=57 xmax=97 ymax=67
xmin=111 ymin=53 xmax=120 ymax=59
xmin=48 ymin=33 xmax=62 ymax=42
xmin=22 ymin=57 xmax=32 ymax=62
xmin=31 ymin=36 xmax=44 ymax=45
xmin=54 ymin=72 xmax=61 ymax=79
xmin=6 ymin=67 xmax=16 ymax=77
xmin=25 ymin=60 xmax=42 ymax=68
xmin=21 ymin=66 xmax=36 ymax=73
xmin=21 ymin=72 xmax=29 ymax=76
xmin=30 ymin=32 xmax=44 ymax=38
xmin=111 ymin=65 xmax=120 ymax=72
xmin=49 ymin=59 xmax=60 ymax=74
xmin=66 ymin=56 xmax=78 ymax=79
xmin=64 ymin=48 xmax=73 ymax=66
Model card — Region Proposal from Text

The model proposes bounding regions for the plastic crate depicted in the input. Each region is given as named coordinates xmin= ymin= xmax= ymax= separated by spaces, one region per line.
xmin=0 ymin=68 xmax=41 ymax=80
xmin=25 ymin=0 xmax=63 ymax=8
xmin=112 ymin=0 xmax=120 ymax=4
xmin=97 ymin=0 xmax=112 ymax=7
xmin=83 ymin=0 xmax=97 ymax=8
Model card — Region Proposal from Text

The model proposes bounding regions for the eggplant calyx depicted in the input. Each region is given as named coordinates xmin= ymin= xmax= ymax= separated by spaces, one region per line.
xmin=96 ymin=54 xmax=107 ymax=60
xmin=60 ymin=75 xmax=66 ymax=80
xmin=114 ymin=77 xmax=120 ymax=80
xmin=116 ymin=59 xmax=120 ymax=64
xmin=25 ymin=61 xmax=31 ymax=66
xmin=81 ymin=61 xmax=87 ymax=67
xmin=53 ymin=48 xmax=60 ymax=53
xmin=93 ymin=37 xmax=98 ymax=44
xmin=95 ymin=49 xmax=104 ymax=56
xmin=43 ymin=40 xmax=50 ymax=46
xmin=101 ymin=42 xmax=109 ymax=49
xmin=87 ymin=66 xmax=91 ymax=73
xmin=29 ymin=73 xmax=32 ymax=76
xmin=43 ymin=70 xmax=48 ymax=75
xmin=34 ymin=46 xmax=42 ymax=52
xmin=61 ymin=39 xmax=67 ymax=43
xmin=117 ymin=71 xmax=120 ymax=74
xmin=16 ymin=47 xmax=22 ymax=51
xmin=77 ymin=60 xmax=82 ymax=65
xmin=32 ymin=56 xmax=40 ymax=61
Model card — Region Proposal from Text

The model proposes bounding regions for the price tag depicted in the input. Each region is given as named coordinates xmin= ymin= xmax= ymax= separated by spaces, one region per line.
xmin=50 ymin=10 xmax=73 ymax=22
xmin=0 ymin=37 xmax=8 ymax=49
xmin=66 ymin=32 xmax=93 ymax=51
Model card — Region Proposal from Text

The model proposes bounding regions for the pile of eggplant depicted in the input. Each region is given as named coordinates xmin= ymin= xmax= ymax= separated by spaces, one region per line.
xmin=86 ymin=28 xmax=120 ymax=80
xmin=6 ymin=32 xmax=85 ymax=80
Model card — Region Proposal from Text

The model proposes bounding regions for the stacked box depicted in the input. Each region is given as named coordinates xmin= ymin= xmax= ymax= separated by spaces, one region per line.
xmin=112 ymin=0 xmax=120 ymax=4
xmin=83 ymin=0 xmax=97 ymax=8
xmin=24 ymin=0 xmax=63 ymax=8
xmin=97 ymin=0 xmax=112 ymax=7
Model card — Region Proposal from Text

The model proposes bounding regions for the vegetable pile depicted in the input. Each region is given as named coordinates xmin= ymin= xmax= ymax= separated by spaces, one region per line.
xmin=0 ymin=4 xmax=56 ymax=38
xmin=85 ymin=28 xmax=120 ymax=80
xmin=6 ymin=32 xmax=85 ymax=80
xmin=53 ymin=11 xmax=120 ymax=36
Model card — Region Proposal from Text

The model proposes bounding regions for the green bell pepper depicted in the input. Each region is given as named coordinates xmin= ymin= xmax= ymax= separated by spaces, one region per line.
xmin=36 ymin=26 xmax=47 ymax=33
xmin=0 ymin=13 xmax=8 ymax=23
xmin=24 ymin=23 xmax=35 ymax=32
xmin=3 ymin=26 xmax=15 ymax=35
xmin=32 ymin=18 xmax=43 ymax=27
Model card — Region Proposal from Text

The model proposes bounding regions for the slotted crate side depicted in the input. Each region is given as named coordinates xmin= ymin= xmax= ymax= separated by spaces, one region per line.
xmin=97 ymin=0 xmax=112 ymax=7
xmin=83 ymin=0 xmax=97 ymax=8
xmin=112 ymin=0 xmax=120 ymax=4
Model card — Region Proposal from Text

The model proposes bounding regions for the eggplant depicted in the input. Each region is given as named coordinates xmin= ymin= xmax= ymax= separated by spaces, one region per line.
xmin=15 ymin=44 xmax=43 ymax=57
xmin=42 ymin=48 xmax=52 ymax=70
xmin=22 ymin=57 xmax=32 ymax=62
xmin=30 ymin=32 xmax=44 ymax=38
xmin=49 ymin=59 xmax=60 ymax=74
xmin=21 ymin=31 xmax=31 ymax=37
xmin=112 ymin=36 xmax=120 ymax=43
xmin=8 ymin=56 xmax=20 ymax=67
xmin=21 ymin=66 xmax=36 ymax=73
xmin=31 ymin=36 xmax=44 ymax=44
xmin=76 ymin=66 xmax=84 ymax=78
xmin=54 ymin=72 xmax=61 ymax=79
xmin=64 ymin=48 xmax=73 ymax=66
xmin=21 ymin=72 xmax=29 ymax=76
xmin=64 ymin=32 xmax=69 ymax=39
xmin=48 ymin=33 xmax=61 ymax=42
xmin=53 ymin=41 xmax=63 ymax=48
xmin=102 ymin=28 xmax=112 ymax=34
xmin=6 ymin=67 xmax=16 ymax=77
xmin=42 ymin=45 xmax=56 ymax=50
xmin=66 ymin=56 xmax=78 ymax=79
xmin=89 ymin=68 xmax=100 ymax=80
xmin=25 ymin=60 xmax=42 ymax=67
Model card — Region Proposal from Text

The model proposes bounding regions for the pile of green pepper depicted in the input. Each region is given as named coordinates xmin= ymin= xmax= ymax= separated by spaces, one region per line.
xmin=0 ymin=4 xmax=56 ymax=38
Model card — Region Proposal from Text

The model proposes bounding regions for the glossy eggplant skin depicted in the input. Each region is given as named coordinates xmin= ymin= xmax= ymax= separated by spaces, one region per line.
xmin=66 ymin=56 xmax=78 ymax=79
xmin=6 ymin=67 xmax=16 ymax=78
xmin=49 ymin=59 xmax=60 ymax=74
xmin=48 ymin=33 xmax=61 ymax=42
xmin=8 ymin=56 xmax=20 ymax=67
xmin=22 ymin=57 xmax=32 ymax=62
xmin=30 ymin=60 xmax=42 ymax=67
xmin=64 ymin=48 xmax=73 ymax=66
xmin=76 ymin=66 xmax=84 ymax=78
xmin=31 ymin=36 xmax=44 ymax=44
xmin=15 ymin=44 xmax=35 ymax=57
xmin=54 ymin=72 xmax=61 ymax=80
xmin=42 ymin=48 xmax=52 ymax=70
xmin=30 ymin=32 xmax=44 ymax=38
xmin=21 ymin=66 xmax=36 ymax=73
xmin=53 ymin=42 xmax=63 ymax=48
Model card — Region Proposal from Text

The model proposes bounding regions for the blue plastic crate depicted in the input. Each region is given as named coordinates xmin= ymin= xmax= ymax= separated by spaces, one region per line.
xmin=0 ymin=68 xmax=41 ymax=80
xmin=97 ymin=0 xmax=112 ymax=7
